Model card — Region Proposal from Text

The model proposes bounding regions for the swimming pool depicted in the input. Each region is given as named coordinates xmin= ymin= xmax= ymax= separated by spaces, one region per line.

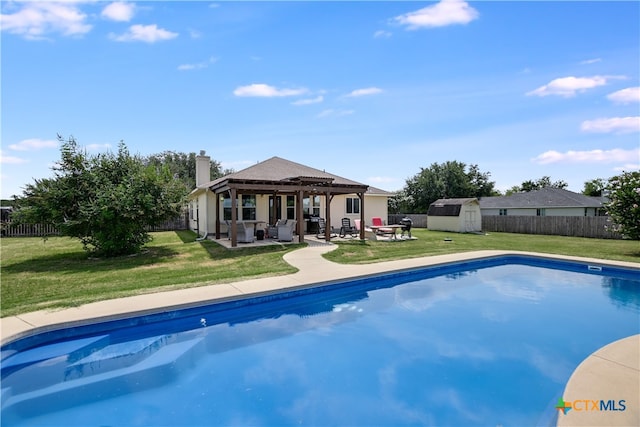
xmin=1 ymin=256 xmax=639 ymax=426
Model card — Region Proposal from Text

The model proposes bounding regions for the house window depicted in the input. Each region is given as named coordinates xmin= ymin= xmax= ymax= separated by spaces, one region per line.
xmin=346 ymin=197 xmax=360 ymax=214
xmin=242 ymin=195 xmax=256 ymax=220
xmin=286 ymin=196 xmax=295 ymax=220
xmin=536 ymin=208 xmax=546 ymax=217
xmin=303 ymin=195 xmax=321 ymax=217
xmin=222 ymin=195 xmax=232 ymax=221
xmin=499 ymin=209 xmax=507 ymax=216
xmin=221 ymin=195 xmax=256 ymax=220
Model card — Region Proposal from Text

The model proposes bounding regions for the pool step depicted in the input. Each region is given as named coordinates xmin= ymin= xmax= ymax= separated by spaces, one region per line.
xmin=2 ymin=337 xmax=205 ymax=420
xmin=1 ymin=335 xmax=110 ymax=378
xmin=64 ymin=335 xmax=170 ymax=381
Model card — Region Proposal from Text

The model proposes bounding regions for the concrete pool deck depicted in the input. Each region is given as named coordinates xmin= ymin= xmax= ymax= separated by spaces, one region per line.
xmin=1 ymin=246 xmax=638 ymax=426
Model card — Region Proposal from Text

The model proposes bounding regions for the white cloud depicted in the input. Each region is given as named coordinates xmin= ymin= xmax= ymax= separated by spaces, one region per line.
xmin=233 ymin=84 xmax=308 ymax=97
xmin=526 ymin=75 xmax=622 ymax=97
xmin=8 ymin=138 xmax=59 ymax=151
xmin=0 ymin=150 xmax=27 ymax=165
xmin=580 ymin=58 xmax=601 ymax=65
xmin=0 ymin=1 xmax=92 ymax=40
xmin=394 ymin=0 xmax=479 ymax=30
xmin=291 ymin=96 xmax=324 ymax=106
xmin=373 ymin=30 xmax=392 ymax=39
xmin=580 ymin=117 xmax=640 ymax=134
xmin=101 ymin=2 xmax=135 ymax=22
xmin=527 ymin=76 xmax=607 ymax=97
xmin=532 ymin=148 xmax=640 ymax=165
xmin=346 ymin=87 xmax=383 ymax=97
xmin=178 ymin=57 xmax=218 ymax=71
xmin=316 ymin=109 xmax=355 ymax=118
xmin=607 ymin=87 xmax=640 ymax=104
xmin=614 ymin=163 xmax=640 ymax=171
xmin=110 ymin=24 xmax=178 ymax=43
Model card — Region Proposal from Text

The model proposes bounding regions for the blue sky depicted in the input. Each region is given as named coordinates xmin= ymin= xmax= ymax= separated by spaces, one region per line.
xmin=2 ymin=0 xmax=639 ymax=200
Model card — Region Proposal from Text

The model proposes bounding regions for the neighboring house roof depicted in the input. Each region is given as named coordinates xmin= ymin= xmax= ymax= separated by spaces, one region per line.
xmin=478 ymin=188 xmax=603 ymax=209
xmin=427 ymin=198 xmax=479 ymax=216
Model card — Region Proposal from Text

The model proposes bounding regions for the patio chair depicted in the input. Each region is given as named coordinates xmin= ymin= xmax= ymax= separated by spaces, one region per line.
xmin=267 ymin=219 xmax=286 ymax=239
xmin=371 ymin=217 xmax=394 ymax=236
xmin=236 ymin=221 xmax=255 ymax=243
xmin=355 ymin=219 xmax=377 ymax=241
xmin=316 ymin=218 xmax=337 ymax=239
xmin=339 ymin=218 xmax=358 ymax=238
xmin=277 ymin=220 xmax=297 ymax=242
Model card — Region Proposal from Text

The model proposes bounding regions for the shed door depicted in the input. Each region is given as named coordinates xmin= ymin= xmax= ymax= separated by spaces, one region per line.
xmin=464 ymin=210 xmax=476 ymax=232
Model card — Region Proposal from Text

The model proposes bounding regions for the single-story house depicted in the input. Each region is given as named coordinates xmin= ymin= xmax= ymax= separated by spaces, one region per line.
xmin=427 ymin=198 xmax=482 ymax=233
xmin=188 ymin=151 xmax=393 ymax=246
xmin=479 ymin=188 xmax=605 ymax=217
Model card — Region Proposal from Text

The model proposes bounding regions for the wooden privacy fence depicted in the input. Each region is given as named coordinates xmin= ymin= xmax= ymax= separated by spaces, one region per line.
xmin=389 ymin=214 xmax=622 ymax=239
xmin=1 ymin=213 xmax=189 ymax=238
xmin=481 ymin=216 xmax=622 ymax=239
xmin=388 ymin=214 xmax=427 ymax=228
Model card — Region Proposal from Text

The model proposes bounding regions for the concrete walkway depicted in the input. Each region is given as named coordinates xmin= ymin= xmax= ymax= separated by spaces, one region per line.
xmin=1 ymin=245 xmax=638 ymax=426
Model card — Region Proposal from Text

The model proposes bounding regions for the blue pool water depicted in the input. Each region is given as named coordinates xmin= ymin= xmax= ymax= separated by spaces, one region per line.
xmin=1 ymin=256 xmax=639 ymax=426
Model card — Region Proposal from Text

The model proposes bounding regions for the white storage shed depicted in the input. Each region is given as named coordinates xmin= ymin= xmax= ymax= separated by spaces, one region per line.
xmin=427 ymin=198 xmax=482 ymax=233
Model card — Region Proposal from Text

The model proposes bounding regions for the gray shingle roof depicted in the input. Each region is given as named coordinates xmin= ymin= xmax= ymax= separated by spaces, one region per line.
xmin=200 ymin=156 xmax=364 ymax=187
xmin=431 ymin=198 xmax=479 ymax=206
xmin=479 ymin=188 xmax=603 ymax=209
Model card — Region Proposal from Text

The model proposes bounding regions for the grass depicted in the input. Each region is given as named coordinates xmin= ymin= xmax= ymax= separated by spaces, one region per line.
xmin=325 ymin=229 xmax=640 ymax=264
xmin=1 ymin=229 xmax=638 ymax=317
xmin=0 ymin=231 xmax=301 ymax=317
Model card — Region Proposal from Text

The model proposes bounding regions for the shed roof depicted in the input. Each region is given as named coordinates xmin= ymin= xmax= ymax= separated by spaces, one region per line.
xmin=427 ymin=198 xmax=479 ymax=217
xmin=478 ymin=188 xmax=603 ymax=209
xmin=430 ymin=198 xmax=479 ymax=206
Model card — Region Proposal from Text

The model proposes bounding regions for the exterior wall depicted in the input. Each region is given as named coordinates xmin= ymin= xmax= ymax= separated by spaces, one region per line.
xmin=481 ymin=207 xmax=593 ymax=217
xmin=427 ymin=216 xmax=461 ymax=232
xmin=192 ymin=192 xmax=389 ymax=236
xmin=481 ymin=208 xmax=501 ymax=216
xmin=329 ymin=194 xmax=388 ymax=229
xmin=546 ymin=207 xmax=588 ymax=216
xmin=188 ymin=191 xmax=214 ymax=237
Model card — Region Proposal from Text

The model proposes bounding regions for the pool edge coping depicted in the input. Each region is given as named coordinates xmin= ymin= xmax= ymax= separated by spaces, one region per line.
xmin=1 ymin=249 xmax=638 ymax=346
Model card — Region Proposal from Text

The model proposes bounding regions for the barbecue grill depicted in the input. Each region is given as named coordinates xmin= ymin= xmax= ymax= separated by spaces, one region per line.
xmin=400 ymin=217 xmax=412 ymax=238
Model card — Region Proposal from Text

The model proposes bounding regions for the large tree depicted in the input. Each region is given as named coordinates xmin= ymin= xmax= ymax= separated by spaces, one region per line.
xmin=506 ymin=176 xmax=568 ymax=195
xmin=582 ymin=178 xmax=606 ymax=197
xmin=401 ymin=161 xmax=498 ymax=213
xmin=144 ymin=151 xmax=230 ymax=190
xmin=604 ymin=171 xmax=640 ymax=240
xmin=13 ymin=136 xmax=187 ymax=256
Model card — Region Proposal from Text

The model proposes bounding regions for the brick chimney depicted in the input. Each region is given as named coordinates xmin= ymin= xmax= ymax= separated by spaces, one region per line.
xmin=195 ymin=150 xmax=211 ymax=186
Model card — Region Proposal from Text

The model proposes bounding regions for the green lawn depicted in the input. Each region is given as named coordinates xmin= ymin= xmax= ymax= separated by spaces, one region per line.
xmin=1 ymin=231 xmax=301 ymax=317
xmin=1 ymin=229 xmax=638 ymax=317
xmin=325 ymin=229 xmax=640 ymax=264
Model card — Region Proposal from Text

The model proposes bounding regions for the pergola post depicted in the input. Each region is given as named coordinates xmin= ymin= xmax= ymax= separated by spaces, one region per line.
xmin=230 ymin=188 xmax=238 ymax=247
xmin=297 ymin=190 xmax=304 ymax=243
xmin=359 ymin=192 xmax=365 ymax=240
xmin=324 ymin=191 xmax=333 ymax=241
xmin=215 ymin=191 xmax=221 ymax=239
